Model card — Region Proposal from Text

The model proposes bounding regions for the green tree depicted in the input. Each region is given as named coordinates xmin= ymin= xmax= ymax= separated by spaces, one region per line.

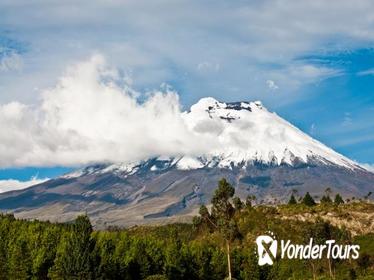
xmin=93 ymin=232 xmax=121 ymax=279
xmin=8 ymin=237 xmax=32 ymax=280
xmin=334 ymin=193 xmax=344 ymax=205
xmin=210 ymin=178 xmax=237 ymax=280
xmin=49 ymin=215 xmax=95 ymax=279
xmin=164 ymin=241 xmax=194 ymax=279
xmin=197 ymin=179 xmax=238 ymax=280
xmin=198 ymin=205 xmax=216 ymax=231
xmin=232 ymin=197 xmax=243 ymax=211
xmin=288 ymin=194 xmax=297 ymax=205
xmin=320 ymin=195 xmax=332 ymax=204
xmin=302 ymin=192 xmax=316 ymax=206
xmin=31 ymin=226 xmax=61 ymax=279
xmin=0 ymin=235 xmax=8 ymax=279
xmin=239 ymin=248 xmax=261 ymax=280
xmin=199 ymin=205 xmax=210 ymax=220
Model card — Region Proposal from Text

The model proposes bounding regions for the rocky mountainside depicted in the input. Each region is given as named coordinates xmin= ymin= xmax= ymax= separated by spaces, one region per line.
xmin=0 ymin=98 xmax=372 ymax=227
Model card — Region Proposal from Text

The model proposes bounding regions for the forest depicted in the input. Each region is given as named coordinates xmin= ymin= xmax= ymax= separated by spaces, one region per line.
xmin=0 ymin=179 xmax=373 ymax=280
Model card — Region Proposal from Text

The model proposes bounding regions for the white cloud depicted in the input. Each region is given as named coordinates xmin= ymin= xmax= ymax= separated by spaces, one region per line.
xmin=1 ymin=0 xmax=374 ymax=105
xmin=0 ymin=55 xmax=217 ymax=168
xmin=0 ymin=177 xmax=49 ymax=193
xmin=289 ymin=65 xmax=342 ymax=80
xmin=266 ymin=80 xmax=278 ymax=90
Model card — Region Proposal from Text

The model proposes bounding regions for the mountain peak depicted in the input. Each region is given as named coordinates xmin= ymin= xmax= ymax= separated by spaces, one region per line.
xmin=182 ymin=97 xmax=359 ymax=170
xmin=191 ymin=97 xmax=264 ymax=113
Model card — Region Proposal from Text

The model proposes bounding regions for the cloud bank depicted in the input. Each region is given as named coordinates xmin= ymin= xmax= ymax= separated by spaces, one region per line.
xmin=0 ymin=177 xmax=49 ymax=193
xmin=2 ymin=0 xmax=374 ymax=106
xmin=0 ymin=55 xmax=216 ymax=168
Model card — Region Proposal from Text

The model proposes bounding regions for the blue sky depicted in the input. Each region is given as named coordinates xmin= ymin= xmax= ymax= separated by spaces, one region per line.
xmin=0 ymin=0 xmax=373 ymax=183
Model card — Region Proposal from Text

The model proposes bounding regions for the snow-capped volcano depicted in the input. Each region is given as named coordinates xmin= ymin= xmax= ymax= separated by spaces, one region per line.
xmin=0 ymin=98 xmax=372 ymax=228
xmin=177 ymin=97 xmax=358 ymax=170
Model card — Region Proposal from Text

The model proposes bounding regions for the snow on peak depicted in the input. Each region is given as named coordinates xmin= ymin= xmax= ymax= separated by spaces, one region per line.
xmin=190 ymin=97 xmax=262 ymax=113
xmin=190 ymin=97 xmax=220 ymax=110
xmin=181 ymin=97 xmax=358 ymax=170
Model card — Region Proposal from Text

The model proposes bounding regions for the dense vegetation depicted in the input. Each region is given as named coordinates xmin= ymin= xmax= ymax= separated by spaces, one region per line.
xmin=0 ymin=179 xmax=373 ymax=279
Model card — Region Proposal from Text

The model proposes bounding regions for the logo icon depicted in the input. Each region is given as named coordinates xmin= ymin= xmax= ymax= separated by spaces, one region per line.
xmin=256 ymin=235 xmax=278 ymax=266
